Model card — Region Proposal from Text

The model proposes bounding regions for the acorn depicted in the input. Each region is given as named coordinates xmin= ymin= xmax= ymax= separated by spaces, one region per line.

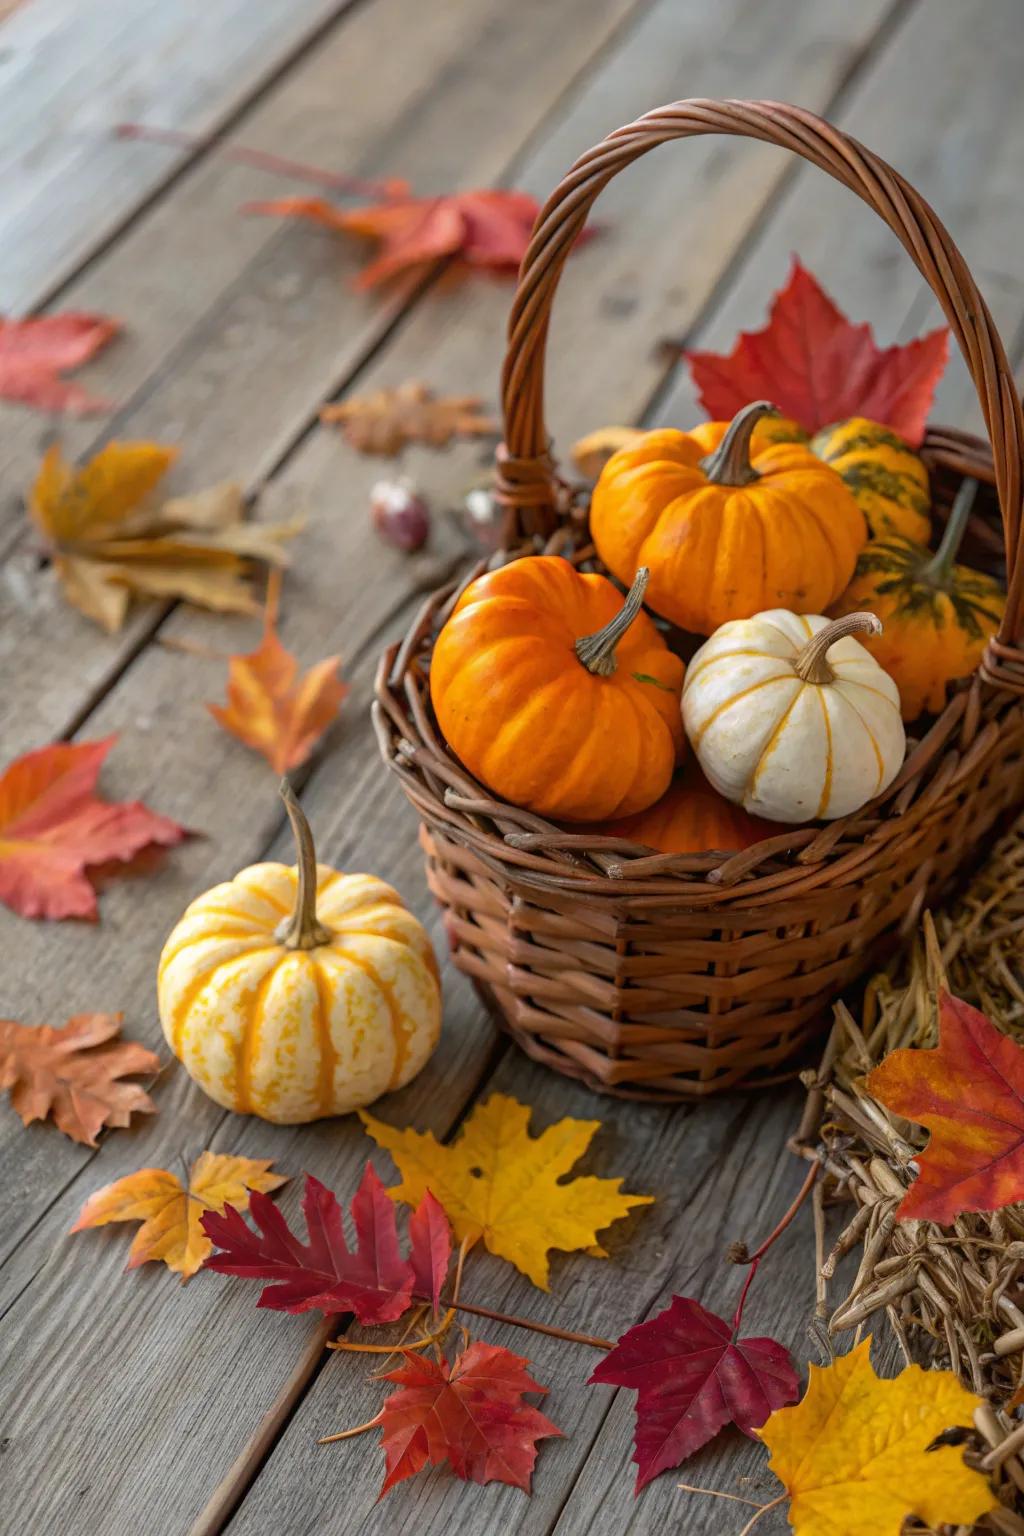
xmin=370 ymin=478 xmax=430 ymax=552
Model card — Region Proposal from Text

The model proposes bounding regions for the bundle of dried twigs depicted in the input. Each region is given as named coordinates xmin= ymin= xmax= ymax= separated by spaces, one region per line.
xmin=796 ymin=812 xmax=1024 ymax=1534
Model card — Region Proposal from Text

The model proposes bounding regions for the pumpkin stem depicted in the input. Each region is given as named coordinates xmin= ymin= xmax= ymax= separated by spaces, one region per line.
xmin=920 ymin=477 xmax=979 ymax=587
xmin=276 ymin=779 xmax=332 ymax=950
xmin=574 ymin=567 xmax=650 ymax=677
xmin=698 ymin=401 xmax=779 ymax=487
xmin=793 ymin=611 xmax=883 ymax=685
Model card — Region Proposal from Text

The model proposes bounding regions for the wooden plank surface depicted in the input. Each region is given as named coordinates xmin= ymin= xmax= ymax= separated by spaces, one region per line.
xmin=0 ymin=0 xmax=357 ymax=312
xmin=3 ymin=0 xmax=1024 ymax=1533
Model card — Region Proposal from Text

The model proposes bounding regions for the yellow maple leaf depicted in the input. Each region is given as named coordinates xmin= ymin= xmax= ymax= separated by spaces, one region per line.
xmin=758 ymin=1338 xmax=996 ymax=1535
xmin=359 ymin=1092 xmax=652 ymax=1289
xmin=71 ymin=1151 xmax=287 ymax=1281
xmin=29 ymin=441 xmax=301 ymax=632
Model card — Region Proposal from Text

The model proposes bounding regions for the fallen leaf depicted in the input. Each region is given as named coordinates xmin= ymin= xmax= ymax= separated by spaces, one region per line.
xmin=73 ymin=1151 xmax=287 ymax=1280
xmin=759 ymin=1337 xmax=995 ymax=1535
xmin=378 ymin=1341 xmax=561 ymax=1495
xmin=246 ymin=188 xmax=543 ymax=288
xmin=207 ymin=574 xmax=346 ymax=774
xmin=360 ymin=1093 xmax=653 ymax=1289
xmin=590 ymin=1295 xmax=799 ymax=1491
xmin=570 ymin=426 xmax=645 ymax=480
xmin=867 ymin=990 xmax=1024 ymax=1222
xmin=29 ymin=441 xmax=301 ymax=631
xmin=0 ymin=1011 xmax=159 ymax=1145
xmin=202 ymin=1164 xmax=451 ymax=1324
xmin=0 ymin=737 xmax=186 ymax=920
xmin=0 ymin=312 xmax=118 ymax=414
xmin=321 ymin=380 xmax=496 ymax=456
xmin=686 ymin=257 xmax=949 ymax=444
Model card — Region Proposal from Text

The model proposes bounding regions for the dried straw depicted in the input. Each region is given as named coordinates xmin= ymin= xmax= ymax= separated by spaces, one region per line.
xmin=796 ymin=811 xmax=1024 ymax=1532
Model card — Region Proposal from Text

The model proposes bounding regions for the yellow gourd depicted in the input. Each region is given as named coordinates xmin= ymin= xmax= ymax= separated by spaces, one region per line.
xmin=157 ymin=783 xmax=441 ymax=1123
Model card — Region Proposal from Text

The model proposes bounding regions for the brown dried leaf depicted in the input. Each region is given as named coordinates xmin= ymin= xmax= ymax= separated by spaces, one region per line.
xmin=29 ymin=442 xmax=302 ymax=632
xmin=0 ymin=1011 xmax=160 ymax=1145
xmin=321 ymin=381 xmax=496 ymax=457
xmin=570 ymin=426 xmax=644 ymax=481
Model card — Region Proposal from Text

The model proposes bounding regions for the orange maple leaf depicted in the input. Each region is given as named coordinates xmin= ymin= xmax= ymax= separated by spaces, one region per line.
xmin=208 ymin=575 xmax=347 ymax=774
xmin=868 ymin=990 xmax=1024 ymax=1222
xmin=245 ymin=188 xmax=543 ymax=288
xmin=0 ymin=1011 xmax=159 ymax=1145
xmin=72 ymin=1151 xmax=287 ymax=1280
xmin=0 ymin=736 xmax=186 ymax=921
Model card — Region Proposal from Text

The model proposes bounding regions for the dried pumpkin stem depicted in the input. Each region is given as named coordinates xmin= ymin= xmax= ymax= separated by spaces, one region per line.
xmin=698 ymin=400 xmax=779 ymax=487
xmin=793 ymin=612 xmax=882 ymax=686
xmin=574 ymin=567 xmax=650 ymax=677
xmin=276 ymin=779 xmax=332 ymax=950
xmin=920 ymin=476 xmax=979 ymax=586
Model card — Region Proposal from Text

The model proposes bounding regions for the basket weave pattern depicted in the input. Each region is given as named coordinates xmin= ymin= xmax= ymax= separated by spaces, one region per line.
xmin=374 ymin=100 xmax=1024 ymax=1100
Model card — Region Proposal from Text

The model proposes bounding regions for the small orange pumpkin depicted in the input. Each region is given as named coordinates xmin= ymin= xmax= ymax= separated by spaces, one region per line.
xmin=430 ymin=556 xmax=684 ymax=822
xmin=589 ymin=401 xmax=867 ymax=634
xmin=597 ymin=760 xmax=775 ymax=853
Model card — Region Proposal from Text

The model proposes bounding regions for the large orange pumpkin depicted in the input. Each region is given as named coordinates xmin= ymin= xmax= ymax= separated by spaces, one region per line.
xmin=430 ymin=556 xmax=684 ymax=822
xmin=589 ymin=401 xmax=867 ymax=634
xmin=597 ymin=760 xmax=775 ymax=853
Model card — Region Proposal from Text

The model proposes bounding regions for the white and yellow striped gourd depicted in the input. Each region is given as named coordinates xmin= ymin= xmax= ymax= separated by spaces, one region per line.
xmin=682 ymin=609 xmax=905 ymax=823
xmin=157 ymin=783 xmax=441 ymax=1123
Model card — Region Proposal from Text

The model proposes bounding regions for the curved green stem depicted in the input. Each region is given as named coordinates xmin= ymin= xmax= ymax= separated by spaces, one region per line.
xmin=920 ymin=477 xmax=979 ymax=586
xmin=275 ymin=779 xmax=331 ymax=950
xmin=574 ymin=568 xmax=650 ymax=677
xmin=699 ymin=401 xmax=779 ymax=486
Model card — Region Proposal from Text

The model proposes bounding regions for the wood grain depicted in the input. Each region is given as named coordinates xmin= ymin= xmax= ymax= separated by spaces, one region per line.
xmin=0 ymin=0 xmax=357 ymax=312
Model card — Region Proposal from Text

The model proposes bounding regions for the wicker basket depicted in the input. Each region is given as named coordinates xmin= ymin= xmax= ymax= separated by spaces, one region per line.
xmin=373 ymin=99 xmax=1024 ymax=1102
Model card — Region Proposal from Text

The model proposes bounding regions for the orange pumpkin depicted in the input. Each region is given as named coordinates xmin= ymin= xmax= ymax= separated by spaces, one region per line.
xmin=589 ymin=401 xmax=867 ymax=634
xmin=430 ymin=556 xmax=684 ymax=822
xmin=598 ymin=760 xmax=775 ymax=853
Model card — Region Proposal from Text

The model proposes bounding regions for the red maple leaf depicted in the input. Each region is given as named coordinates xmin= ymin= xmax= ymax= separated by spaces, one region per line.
xmin=686 ymin=258 xmax=949 ymax=444
xmin=0 ymin=312 xmax=118 ymax=414
xmin=0 ymin=737 xmax=186 ymax=921
xmin=868 ymin=991 xmax=1024 ymax=1223
xmin=378 ymin=1341 xmax=561 ymax=1495
xmin=202 ymin=1164 xmax=450 ymax=1324
xmin=245 ymin=189 xmax=542 ymax=288
xmin=589 ymin=1295 xmax=799 ymax=1491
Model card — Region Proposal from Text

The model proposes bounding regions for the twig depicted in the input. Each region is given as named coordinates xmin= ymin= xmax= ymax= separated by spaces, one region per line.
xmin=731 ymin=1161 xmax=820 ymax=1335
xmin=438 ymin=1296 xmax=613 ymax=1351
xmin=114 ymin=123 xmax=404 ymax=201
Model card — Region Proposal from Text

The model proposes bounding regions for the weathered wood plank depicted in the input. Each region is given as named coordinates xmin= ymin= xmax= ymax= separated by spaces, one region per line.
xmin=0 ymin=0 xmax=905 ymax=1272
xmin=220 ymin=1080 xmax=806 ymax=1536
xmin=653 ymin=0 xmax=1024 ymax=441
xmin=0 ymin=0 xmax=643 ymax=759
xmin=0 ymin=0 xmax=357 ymax=312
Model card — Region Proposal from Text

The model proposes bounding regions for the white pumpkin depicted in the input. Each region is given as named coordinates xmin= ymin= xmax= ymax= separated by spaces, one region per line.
xmin=157 ymin=783 xmax=441 ymax=1123
xmin=682 ymin=609 xmax=905 ymax=823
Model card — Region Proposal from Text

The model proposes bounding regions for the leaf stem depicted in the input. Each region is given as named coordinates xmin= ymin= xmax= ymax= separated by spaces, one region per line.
xmin=317 ymin=1411 xmax=384 ymax=1446
xmin=677 ymin=1483 xmax=763 ymax=1509
xmin=327 ymin=1309 xmax=455 ymax=1355
xmin=114 ymin=123 xmax=404 ymax=200
xmin=437 ymin=1295 xmax=613 ymax=1351
xmin=731 ymin=1160 xmax=819 ymax=1336
xmin=737 ymin=1492 xmax=788 ymax=1536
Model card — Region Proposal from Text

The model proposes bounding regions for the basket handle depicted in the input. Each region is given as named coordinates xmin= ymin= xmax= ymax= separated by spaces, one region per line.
xmin=496 ymin=99 xmax=1024 ymax=652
